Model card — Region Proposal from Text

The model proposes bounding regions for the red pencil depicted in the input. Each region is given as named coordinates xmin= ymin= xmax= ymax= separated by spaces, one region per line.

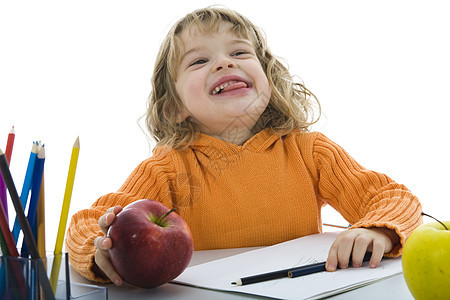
xmin=1 ymin=128 xmax=18 ymax=255
xmin=0 ymin=201 xmax=18 ymax=256
xmin=5 ymin=126 xmax=15 ymax=163
xmin=0 ymin=126 xmax=14 ymax=221
xmin=1 ymin=195 xmax=28 ymax=300
xmin=1 ymin=200 xmax=26 ymax=299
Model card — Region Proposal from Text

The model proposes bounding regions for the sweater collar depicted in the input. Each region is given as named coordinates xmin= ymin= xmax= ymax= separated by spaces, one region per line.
xmin=189 ymin=128 xmax=281 ymax=155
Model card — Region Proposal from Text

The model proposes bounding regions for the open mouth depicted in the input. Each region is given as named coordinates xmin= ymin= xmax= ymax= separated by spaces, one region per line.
xmin=210 ymin=80 xmax=250 ymax=95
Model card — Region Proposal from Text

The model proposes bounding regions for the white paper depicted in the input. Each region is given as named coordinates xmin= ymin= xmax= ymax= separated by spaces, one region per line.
xmin=173 ymin=232 xmax=402 ymax=300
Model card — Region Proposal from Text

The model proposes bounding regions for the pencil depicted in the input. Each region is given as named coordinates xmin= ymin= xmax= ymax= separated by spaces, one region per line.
xmin=50 ymin=136 xmax=80 ymax=292
xmin=5 ymin=126 xmax=15 ymax=163
xmin=54 ymin=136 xmax=80 ymax=254
xmin=287 ymin=261 xmax=328 ymax=278
xmin=0 ymin=148 xmax=55 ymax=300
xmin=21 ymin=145 xmax=45 ymax=257
xmin=323 ymin=223 xmax=350 ymax=229
xmin=37 ymin=171 xmax=46 ymax=259
xmin=0 ymin=200 xmax=26 ymax=300
xmin=26 ymin=146 xmax=44 ymax=300
xmin=0 ymin=201 xmax=18 ymax=256
xmin=0 ymin=126 xmax=14 ymax=221
xmin=232 ymin=253 xmax=372 ymax=286
xmin=1 ymin=166 xmax=24 ymax=300
xmin=0 ymin=174 xmax=7 ymax=223
xmin=231 ymin=268 xmax=290 ymax=286
xmin=12 ymin=141 xmax=39 ymax=243
xmin=288 ymin=252 xmax=372 ymax=278
xmin=0 ymin=128 xmax=17 ymax=254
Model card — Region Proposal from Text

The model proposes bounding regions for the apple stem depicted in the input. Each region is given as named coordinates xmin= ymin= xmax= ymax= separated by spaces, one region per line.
xmin=160 ymin=208 xmax=176 ymax=223
xmin=421 ymin=212 xmax=448 ymax=230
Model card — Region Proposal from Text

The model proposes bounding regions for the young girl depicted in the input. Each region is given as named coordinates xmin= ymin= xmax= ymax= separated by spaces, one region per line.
xmin=66 ymin=7 xmax=422 ymax=286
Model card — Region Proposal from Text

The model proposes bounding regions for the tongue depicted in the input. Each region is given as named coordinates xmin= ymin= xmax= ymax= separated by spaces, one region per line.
xmin=222 ymin=81 xmax=248 ymax=93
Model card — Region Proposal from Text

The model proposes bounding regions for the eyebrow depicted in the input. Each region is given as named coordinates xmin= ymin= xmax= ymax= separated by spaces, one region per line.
xmin=180 ymin=38 xmax=254 ymax=64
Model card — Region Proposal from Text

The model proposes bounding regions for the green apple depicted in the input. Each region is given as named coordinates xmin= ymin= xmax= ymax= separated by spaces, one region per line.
xmin=402 ymin=220 xmax=450 ymax=300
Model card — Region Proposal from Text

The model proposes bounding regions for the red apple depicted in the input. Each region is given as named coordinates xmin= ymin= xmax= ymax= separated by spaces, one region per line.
xmin=107 ymin=199 xmax=194 ymax=288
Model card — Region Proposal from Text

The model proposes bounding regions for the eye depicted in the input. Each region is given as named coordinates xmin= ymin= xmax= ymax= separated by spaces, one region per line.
xmin=232 ymin=51 xmax=248 ymax=57
xmin=189 ymin=59 xmax=208 ymax=67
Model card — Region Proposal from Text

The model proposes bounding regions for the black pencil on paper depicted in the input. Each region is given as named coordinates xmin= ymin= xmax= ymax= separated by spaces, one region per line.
xmin=0 ymin=149 xmax=55 ymax=300
xmin=288 ymin=253 xmax=371 ymax=278
xmin=231 ymin=262 xmax=327 ymax=286
xmin=287 ymin=261 xmax=328 ymax=278
xmin=232 ymin=252 xmax=372 ymax=286
xmin=231 ymin=268 xmax=289 ymax=286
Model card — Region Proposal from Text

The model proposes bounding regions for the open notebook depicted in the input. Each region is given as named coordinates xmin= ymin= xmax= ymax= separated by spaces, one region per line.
xmin=172 ymin=232 xmax=402 ymax=300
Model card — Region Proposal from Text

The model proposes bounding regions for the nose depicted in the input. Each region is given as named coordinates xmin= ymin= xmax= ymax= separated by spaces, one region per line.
xmin=212 ymin=57 xmax=236 ymax=73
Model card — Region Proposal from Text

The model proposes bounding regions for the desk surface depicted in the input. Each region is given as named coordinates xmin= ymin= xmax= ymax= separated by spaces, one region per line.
xmin=69 ymin=248 xmax=414 ymax=300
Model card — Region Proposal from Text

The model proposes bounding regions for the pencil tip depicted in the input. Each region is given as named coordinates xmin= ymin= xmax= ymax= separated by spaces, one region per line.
xmin=31 ymin=141 xmax=39 ymax=153
xmin=74 ymin=136 xmax=80 ymax=148
xmin=10 ymin=126 xmax=15 ymax=133
xmin=231 ymin=279 xmax=242 ymax=286
xmin=38 ymin=145 xmax=45 ymax=158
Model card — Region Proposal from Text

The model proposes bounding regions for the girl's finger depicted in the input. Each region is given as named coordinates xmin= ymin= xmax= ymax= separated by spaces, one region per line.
xmin=94 ymin=249 xmax=123 ymax=286
xmin=326 ymin=243 xmax=339 ymax=272
xmin=368 ymin=238 xmax=385 ymax=268
xmin=351 ymin=234 xmax=371 ymax=267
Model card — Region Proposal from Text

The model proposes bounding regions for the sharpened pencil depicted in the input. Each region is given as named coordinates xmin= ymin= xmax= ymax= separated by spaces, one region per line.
xmin=232 ymin=268 xmax=289 ymax=286
xmin=54 ymin=136 xmax=80 ymax=255
xmin=232 ymin=252 xmax=372 ymax=286
xmin=5 ymin=126 xmax=15 ymax=163
xmin=21 ymin=145 xmax=45 ymax=257
xmin=12 ymin=141 xmax=39 ymax=243
xmin=323 ymin=223 xmax=350 ymax=229
xmin=0 ymin=126 xmax=14 ymax=221
xmin=288 ymin=253 xmax=371 ymax=278
xmin=0 ymin=148 xmax=55 ymax=300
xmin=50 ymin=136 xmax=80 ymax=293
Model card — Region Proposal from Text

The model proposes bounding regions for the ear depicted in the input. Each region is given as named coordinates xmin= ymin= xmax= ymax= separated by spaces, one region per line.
xmin=175 ymin=105 xmax=191 ymax=123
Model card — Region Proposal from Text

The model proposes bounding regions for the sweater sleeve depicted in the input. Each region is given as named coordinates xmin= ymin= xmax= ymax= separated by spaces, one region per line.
xmin=65 ymin=149 xmax=176 ymax=282
xmin=310 ymin=133 xmax=422 ymax=257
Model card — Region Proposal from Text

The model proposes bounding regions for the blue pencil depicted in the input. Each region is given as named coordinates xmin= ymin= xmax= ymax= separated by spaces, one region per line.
xmin=21 ymin=145 xmax=45 ymax=258
xmin=20 ymin=145 xmax=44 ymax=300
xmin=12 ymin=141 xmax=39 ymax=243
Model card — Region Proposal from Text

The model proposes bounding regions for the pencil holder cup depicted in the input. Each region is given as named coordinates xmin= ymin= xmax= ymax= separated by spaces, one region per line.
xmin=0 ymin=252 xmax=107 ymax=300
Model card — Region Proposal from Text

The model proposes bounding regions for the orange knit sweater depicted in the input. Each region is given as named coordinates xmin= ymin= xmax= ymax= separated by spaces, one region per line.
xmin=66 ymin=130 xmax=422 ymax=282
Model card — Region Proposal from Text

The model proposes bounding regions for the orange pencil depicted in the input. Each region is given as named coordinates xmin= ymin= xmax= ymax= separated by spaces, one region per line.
xmin=37 ymin=172 xmax=46 ymax=259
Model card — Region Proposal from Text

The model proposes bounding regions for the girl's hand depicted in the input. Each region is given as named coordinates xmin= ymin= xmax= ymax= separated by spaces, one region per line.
xmin=325 ymin=227 xmax=399 ymax=272
xmin=93 ymin=205 xmax=123 ymax=286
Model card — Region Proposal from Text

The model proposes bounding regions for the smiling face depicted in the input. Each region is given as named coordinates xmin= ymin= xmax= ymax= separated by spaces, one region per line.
xmin=175 ymin=22 xmax=271 ymax=144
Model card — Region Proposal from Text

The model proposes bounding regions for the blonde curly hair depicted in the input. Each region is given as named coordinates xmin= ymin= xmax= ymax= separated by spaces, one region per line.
xmin=146 ymin=6 xmax=320 ymax=149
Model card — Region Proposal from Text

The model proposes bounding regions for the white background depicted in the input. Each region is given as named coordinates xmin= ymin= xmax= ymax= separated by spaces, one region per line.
xmin=1 ymin=0 xmax=449 ymax=251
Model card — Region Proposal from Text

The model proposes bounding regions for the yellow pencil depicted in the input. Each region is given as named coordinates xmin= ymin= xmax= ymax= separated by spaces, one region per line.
xmin=50 ymin=137 xmax=80 ymax=292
